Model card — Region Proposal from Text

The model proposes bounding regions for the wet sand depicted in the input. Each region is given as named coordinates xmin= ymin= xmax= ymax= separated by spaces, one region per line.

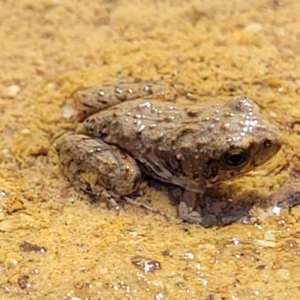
xmin=1 ymin=0 xmax=300 ymax=299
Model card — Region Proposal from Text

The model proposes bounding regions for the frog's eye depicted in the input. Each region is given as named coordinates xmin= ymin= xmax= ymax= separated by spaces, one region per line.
xmin=221 ymin=148 xmax=249 ymax=167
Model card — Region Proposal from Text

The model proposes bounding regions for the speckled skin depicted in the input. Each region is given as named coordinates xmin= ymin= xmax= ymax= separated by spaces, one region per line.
xmin=55 ymin=133 xmax=141 ymax=196
xmin=56 ymin=83 xmax=283 ymax=223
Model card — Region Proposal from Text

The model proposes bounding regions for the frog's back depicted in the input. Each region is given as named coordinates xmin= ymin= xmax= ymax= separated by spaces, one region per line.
xmin=80 ymin=99 xmax=203 ymax=151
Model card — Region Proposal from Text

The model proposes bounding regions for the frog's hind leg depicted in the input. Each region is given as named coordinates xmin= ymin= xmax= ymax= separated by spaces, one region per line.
xmin=55 ymin=132 xmax=142 ymax=202
xmin=71 ymin=82 xmax=178 ymax=121
xmin=56 ymin=133 xmax=173 ymax=219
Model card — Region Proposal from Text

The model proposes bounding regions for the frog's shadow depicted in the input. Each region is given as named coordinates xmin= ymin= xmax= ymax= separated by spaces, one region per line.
xmin=192 ymin=189 xmax=266 ymax=227
xmin=150 ymin=180 xmax=300 ymax=227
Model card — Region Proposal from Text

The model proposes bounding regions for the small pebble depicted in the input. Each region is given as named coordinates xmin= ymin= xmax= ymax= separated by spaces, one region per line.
xmin=184 ymin=251 xmax=195 ymax=260
xmin=264 ymin=230 xmax=277 ymax=241
xmin=62 ymin=104 xmax=76 ymax=119
xmin=161 ymin=249 xmax=173 ymax=257
xmin=244 ymin=22 xmax=263 ymax=33
xmin=269 ymin=111 xmax=278 ymax=118
xmin=21 ymin=128 xmax=31 ymax=135
xmin=1 ymin=149 xmax=9 ymax=155
xmin=5 ymin=85 xmax=21 ymax=98
xmin=19 ymin=241 xmax=47 ymax=253
xmin=46 ymin=82 xmax=56 ymax=90
xmin=276 ymin=269 xmax=291 ymax=281
xmin=131 ymin=255 xmax=161 ymax=273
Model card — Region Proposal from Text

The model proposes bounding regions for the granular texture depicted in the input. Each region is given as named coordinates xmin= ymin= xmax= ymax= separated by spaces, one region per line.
xmin=1 ymin=0 xmax=300 ymax=299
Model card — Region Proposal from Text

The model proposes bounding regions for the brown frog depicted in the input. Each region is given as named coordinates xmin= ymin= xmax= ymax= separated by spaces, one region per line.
xmin=55 ymin=83 xmax=283 ymax=224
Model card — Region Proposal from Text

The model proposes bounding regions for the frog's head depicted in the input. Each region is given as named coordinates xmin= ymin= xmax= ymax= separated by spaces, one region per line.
xmin=197 ymin=96 xmax=283 ymax=186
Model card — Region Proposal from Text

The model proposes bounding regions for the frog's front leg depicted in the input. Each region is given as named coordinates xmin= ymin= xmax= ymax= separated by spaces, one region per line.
xmin=72 ymin=83 xmax=177 ymax=121
xmin=54 ymin=132 xmax=142 ymax=208
xmin=177 ymin=190 xmax=204 ymax=224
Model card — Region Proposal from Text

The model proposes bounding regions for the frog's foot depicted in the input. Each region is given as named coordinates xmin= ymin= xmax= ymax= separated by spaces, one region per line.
xmin=88 ymin=188 xmax=122 ymax=214
xmin=101 ymin=186 xmax=171 ymax=221
xmin=178 ymin=200 xmax=203 ymax=224
xmin=174 ymin=189 xmax=203 ymax=224
xmin=268 ymin=182 xmax=300 ymax=213
xmin=166 ymin=187 xmax=203 ymax=224
xmin=106 ymin=194 xmax=121 ymax=213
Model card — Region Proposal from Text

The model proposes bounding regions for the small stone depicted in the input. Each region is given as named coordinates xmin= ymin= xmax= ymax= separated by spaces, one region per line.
xmin=1 ymin=149 xmax=9 ymax=155
xmin=5 ymin=85 xmax=21 ymax=98
xmin=62 ymin=104 xmax=76 ymax=119
xmin=269 ymin=111 xmax=278 ymax=117
xmin=161 ymin=249 xmax=173 ymax=257
xmin=244 ymin=22 xmax=263 ymax=33
xmin=276 ymin=269 xmax=291 ymax=281
xmin=17 ymin=275 xmax=30 ymax=289
xmin=131 ymin=256 xmax=161 ymax=273
xmin=19 ymin=241 xmax=47 ymax=253
xmin=46 ymin=82 xmax=56 ymax=90
xmin=21 ymin=128 xmax=31 ymax=135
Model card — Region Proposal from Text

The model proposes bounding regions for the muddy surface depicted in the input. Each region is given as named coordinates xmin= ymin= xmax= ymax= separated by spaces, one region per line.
xmin=1 ymin=0 xmax=300 ymax=299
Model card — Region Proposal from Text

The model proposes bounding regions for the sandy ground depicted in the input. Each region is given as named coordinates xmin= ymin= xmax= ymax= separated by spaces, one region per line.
xmin=1 ymin=0 xmax=300 ymax=299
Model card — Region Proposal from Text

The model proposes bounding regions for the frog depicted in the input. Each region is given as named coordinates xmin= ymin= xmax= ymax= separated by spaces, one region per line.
xmin=55 ymin=82 xmax=283 ymax=224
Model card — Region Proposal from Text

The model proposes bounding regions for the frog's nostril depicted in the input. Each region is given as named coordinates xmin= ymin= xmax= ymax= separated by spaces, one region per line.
xmin=264 ymin=139 xmax=272 ymax=148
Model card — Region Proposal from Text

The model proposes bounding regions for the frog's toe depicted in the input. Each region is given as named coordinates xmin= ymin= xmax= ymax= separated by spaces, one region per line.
xmin=178 ymin=201 xmax=203 ymax=224
xmin=181 ymin=211 xmax=203 ymax=224
xmin=106 ymin=196 xmax=121 ymax=212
